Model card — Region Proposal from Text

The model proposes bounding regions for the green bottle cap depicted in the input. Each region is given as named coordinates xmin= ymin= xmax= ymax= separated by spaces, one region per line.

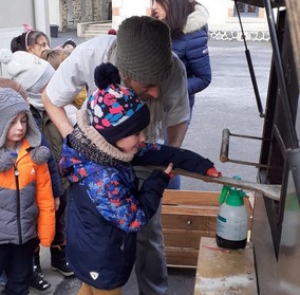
xmin=225 ymin=189 xmax=246 ymax=206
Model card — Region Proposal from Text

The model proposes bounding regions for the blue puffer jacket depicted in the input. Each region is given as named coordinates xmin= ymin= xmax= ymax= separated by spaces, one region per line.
xmin=60 ymin=113 xmax=214 ymax=289
xmin=60 ymin=137 xmax=171 ymax=290
xmin=172 ymin=4 xmax=211 ymax=111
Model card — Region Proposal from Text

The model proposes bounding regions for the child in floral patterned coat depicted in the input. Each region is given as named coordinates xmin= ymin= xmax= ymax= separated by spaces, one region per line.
xmin=60 ymin=63 xmax=221 ymax=295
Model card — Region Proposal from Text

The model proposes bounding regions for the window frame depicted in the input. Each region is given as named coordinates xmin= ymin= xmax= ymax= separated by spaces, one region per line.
xmin=234 ymin=3 xmax=259 ymax=17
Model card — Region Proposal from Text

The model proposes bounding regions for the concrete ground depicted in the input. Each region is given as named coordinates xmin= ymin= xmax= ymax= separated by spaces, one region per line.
xmin=21 ymin=30 xmax=271 ymax=295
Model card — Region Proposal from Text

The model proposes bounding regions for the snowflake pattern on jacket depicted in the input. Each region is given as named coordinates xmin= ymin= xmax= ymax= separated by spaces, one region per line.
xmin=60 ymin=140 xmax=214 ymax=233
xmin=60 ymin=142 xmax=166 ymax=232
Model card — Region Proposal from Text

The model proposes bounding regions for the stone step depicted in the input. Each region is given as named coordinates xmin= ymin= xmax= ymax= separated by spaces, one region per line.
xmin=86 ymin=24 xmax=112 ymax=29
xmin=77 ymin=21 xmax=112 ymax=38
xmin=85 ymin=28 xmax=112 ymax=32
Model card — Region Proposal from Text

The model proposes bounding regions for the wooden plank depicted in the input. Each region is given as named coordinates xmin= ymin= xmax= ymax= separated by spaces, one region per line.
xmin=162 ymin=191 xmax=220 ymax=267
xmin=162 ymin=215 xmax=217 ymax=231
xmin=161 ymin=190 xmax=253 ymax=268
xmin=164 ymin=231 xmax=215 ymax=249
xmin=163 ymin=190 xmax=220 ymax=206
xmin=162 ymin=206 xmax=219 ymax=217
xmin=194 ymin=237 xmax=258 ymax=295
xmin=165 ymin=248 xmax=199 ymax=267
xmin=163 ymin=228 xmax=216 ymax=235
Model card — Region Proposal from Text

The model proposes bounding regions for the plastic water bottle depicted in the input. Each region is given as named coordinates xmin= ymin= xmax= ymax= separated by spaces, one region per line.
xmin=216 ymin=176 xmax=249 ymax=249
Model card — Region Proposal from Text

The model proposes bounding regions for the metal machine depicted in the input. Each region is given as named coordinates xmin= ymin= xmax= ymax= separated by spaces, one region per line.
xmin=227 ymin=1 xmax=300 ymax=294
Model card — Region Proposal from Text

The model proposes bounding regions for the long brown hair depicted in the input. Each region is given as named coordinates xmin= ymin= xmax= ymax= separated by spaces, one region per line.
xmin=152 ymin=0 xmax=199 ymax=39
xmin=11 ymin=31 xmax=49 ymax=53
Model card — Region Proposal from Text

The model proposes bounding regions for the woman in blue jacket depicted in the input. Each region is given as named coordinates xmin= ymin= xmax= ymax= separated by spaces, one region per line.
xmin=152 ymin=0 xmax=211 ymax=121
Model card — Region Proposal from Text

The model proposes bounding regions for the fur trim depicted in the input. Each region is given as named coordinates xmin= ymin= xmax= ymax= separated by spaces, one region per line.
xmin=0 ymin=151 xmax=16 ymax=172
xmin=76 ymin=109 xmax=134 ymax=163
xmin=0 ymin=146 xmax=49 ymax=172
xmin=183 ymin=4 xmax=209 ymax=34
xmin=30 ymin=146 xmax=50 ymax=165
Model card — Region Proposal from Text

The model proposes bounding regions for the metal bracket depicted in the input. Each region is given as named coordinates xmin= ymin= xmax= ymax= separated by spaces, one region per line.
xmin=220 ymin=128 xmax=277 ymax=169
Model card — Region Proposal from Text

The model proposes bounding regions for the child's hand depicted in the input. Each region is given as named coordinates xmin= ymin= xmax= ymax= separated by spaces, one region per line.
xmin=206 ymin=167 xmax=222 ymax=177
xmin=164 ymin=163 xmax=174 ymax=178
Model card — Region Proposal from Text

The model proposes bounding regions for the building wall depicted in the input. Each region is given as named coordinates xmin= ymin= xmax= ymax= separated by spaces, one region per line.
xmin=49 ymin=0 xmax=110 ymax=31
xmin=111 ymin=0 xmax=271 ymax=41
xmin=203 ymin=0 xmax=270 ymax=41
xmin=49 ymin=0 xmax=61 ymax=29
xmin=112 ymin=0 xmax=150 ymax=28
xmin=0 ymin=0 xmax=35 ymax=29
xmin=0 ymin=0 xmax=272 ymax=50
xmin=0 ymin=0 xmax=50 ymax=49
xmin=46 ymin=0 xmax=271 ymax=40
xmin=0 ymin=0 xmax=35 ymax=50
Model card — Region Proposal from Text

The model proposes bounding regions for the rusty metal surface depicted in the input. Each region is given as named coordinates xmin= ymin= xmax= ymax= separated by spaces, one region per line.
xmin=285 ymin=0 xmax=300 ymax=89
xmin=251 ymin=194 xmax=281 ymax=295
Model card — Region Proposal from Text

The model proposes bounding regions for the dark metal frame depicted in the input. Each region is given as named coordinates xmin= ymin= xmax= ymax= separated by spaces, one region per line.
xmin=231 ymin=0 xmax=300 ymax=262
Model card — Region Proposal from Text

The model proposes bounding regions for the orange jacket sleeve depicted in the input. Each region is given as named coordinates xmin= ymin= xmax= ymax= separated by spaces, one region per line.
xmin=35 ymin=162 xmax=56 ymax=247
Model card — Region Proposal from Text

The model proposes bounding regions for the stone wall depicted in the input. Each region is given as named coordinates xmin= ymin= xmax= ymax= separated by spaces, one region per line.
xmin=209 ymin=30 xmax=270 ymax=42
xmin=72 ymin=0 xmax=81 ymax=24
xmin=85 ymin=0 xmax=93 ymax=22
xmin=60 ymin=0 xmax=69 ymax=31
xmin=93 ymin=0 xmax=103 ymax=21
xmin=60 ymin=0 xmax=109 ymax=31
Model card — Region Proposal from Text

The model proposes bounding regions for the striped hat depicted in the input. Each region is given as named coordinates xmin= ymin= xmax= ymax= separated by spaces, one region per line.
xmin=87 ymin=63 xmax=150 ymax=144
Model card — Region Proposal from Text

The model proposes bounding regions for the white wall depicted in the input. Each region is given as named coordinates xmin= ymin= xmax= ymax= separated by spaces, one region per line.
xmin=0 ymin=0 xmax=49 ymax=49
xmin=201 ymin=0 xmax=229 ymax=28
xmin=0 ymin=0 xmax=35 ymax=28
xmin=0 ymin=27 xmax=23 ymax=50
xmin=112 ymin=0 xmax=150 ymax=29
xmin=0 ymin=0 xmax=49 ymax=75
xmin=49 ymin=0 xmax=61 ymax=28
xmin=34 ymin=0 xmax=50 ymax=37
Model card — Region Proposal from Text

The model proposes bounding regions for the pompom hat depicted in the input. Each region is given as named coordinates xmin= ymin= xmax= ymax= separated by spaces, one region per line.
xmin=87 ymin=63 xmax=150 ymax=144
xmin=0 ymin=49 xmax=55 ymax=93
xmin=0 ymin=88 xmax=41 ymax=148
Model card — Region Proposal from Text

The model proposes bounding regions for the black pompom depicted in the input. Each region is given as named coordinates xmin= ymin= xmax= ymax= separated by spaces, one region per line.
xmin=94 ymin=62 xmax=121 ymax=89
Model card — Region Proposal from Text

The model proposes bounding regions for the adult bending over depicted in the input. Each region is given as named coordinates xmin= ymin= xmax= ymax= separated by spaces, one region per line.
xmin=43 ymin=16 xmax=219 ymax=295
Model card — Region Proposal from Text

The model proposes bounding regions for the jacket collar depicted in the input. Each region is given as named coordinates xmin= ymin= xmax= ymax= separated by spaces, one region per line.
xmin=183 ymin=4 xmax=209 ymax=34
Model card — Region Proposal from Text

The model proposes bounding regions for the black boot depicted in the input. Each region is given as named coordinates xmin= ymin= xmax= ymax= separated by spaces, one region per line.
xmin=33 ymin=252 xmax=43 ymax=278
xmin=50 ymin=245 xmax=74 ymax=277
xmin=30 ymin=269 xmax=52 ymax=294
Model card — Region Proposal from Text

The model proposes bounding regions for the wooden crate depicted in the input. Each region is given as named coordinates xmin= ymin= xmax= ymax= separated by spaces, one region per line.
xmin=161 ymin=189 xmax=253 ymax=268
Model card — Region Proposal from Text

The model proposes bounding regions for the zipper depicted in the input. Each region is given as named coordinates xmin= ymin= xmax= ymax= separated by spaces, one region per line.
xmin=14 ymin=164 xmax=23 ymax=245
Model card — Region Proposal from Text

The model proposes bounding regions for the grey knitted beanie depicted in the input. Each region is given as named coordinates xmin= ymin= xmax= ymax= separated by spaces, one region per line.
xmin=0 ymin=88 xmax=41 ymax=148
xmin=116 ymin=16 xmax=173 ymax=85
